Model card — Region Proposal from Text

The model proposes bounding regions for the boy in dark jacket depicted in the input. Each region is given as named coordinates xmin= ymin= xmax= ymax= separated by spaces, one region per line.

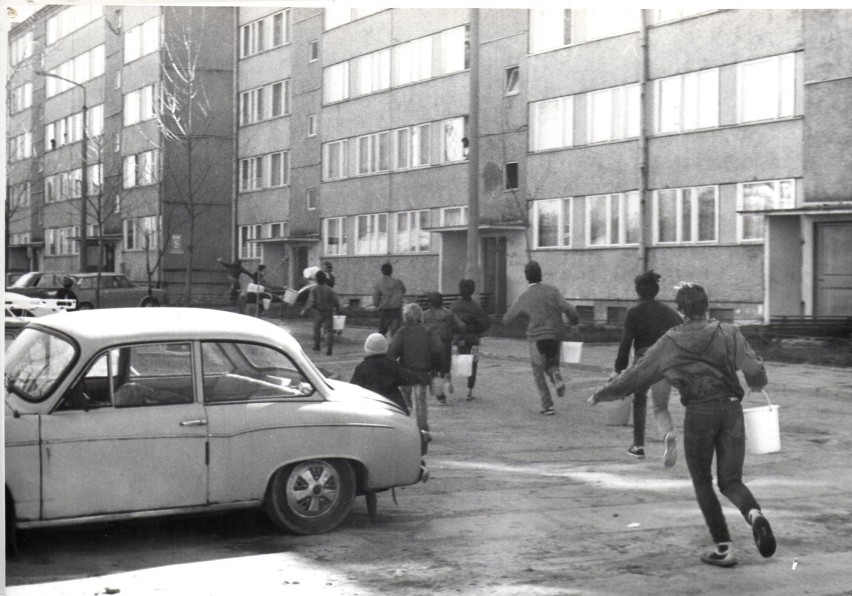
xmin=590 ymin=283 xmax=775 ymax=568
xmin=350 ymin=333 xmax=410 ymax=415
xmin=301 ymin=270 xmax=340 ymax=355
xmin=422 ymin=292 xmax=466 ymax=404
xmin=451 ymin=278 xmax=491 ymax=400
xmin=388 ymin=303 xmax=439 ymax=443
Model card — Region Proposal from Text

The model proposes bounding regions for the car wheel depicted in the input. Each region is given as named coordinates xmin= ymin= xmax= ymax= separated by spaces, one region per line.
xmin=140 ymin=297 xmax=160 ymax=307
xmin=264 ymin=459 xmax=356 ymax=535
xmin=76 ymin=302 xmax=94 ymax=310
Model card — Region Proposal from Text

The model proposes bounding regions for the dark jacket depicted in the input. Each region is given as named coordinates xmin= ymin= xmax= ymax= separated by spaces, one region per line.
xmin=372 ymin=276 xmax=406 ymax=310
xmin=593 ymin=319 xmax=768 ymax=407
xmin=423 ymin=307 xmax=464 ymax=344
xmin=614 ymin=300 xmax=683 ymax=372
xmin=451 ymin=297 xmax=491 ymax=346
xmin=502 ymin=283 xmax=579 ymax=342
xmin=387 ymin=322 xmax=439 ymax=383
xmin=304 ymin=284 xmax=340 ymax=313
xmin=350 ymin=354 xmax=410 ymax=414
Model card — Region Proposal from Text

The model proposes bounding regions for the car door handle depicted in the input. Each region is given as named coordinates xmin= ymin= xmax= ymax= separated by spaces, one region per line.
xmin=179 ymin=419 xmax=207 ymax=427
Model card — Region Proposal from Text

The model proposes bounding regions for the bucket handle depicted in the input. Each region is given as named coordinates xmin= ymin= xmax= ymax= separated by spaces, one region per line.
xmin=746 ymin=389 xmax=772 ymax=407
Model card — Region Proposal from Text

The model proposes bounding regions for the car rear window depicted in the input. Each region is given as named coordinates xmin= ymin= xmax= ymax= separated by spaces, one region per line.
xmin=5 ymin=327 xmax=77 ymax=403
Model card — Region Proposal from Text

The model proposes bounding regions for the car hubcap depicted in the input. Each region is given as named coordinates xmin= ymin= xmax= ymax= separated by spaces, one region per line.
xmin=286 ymin=461 xmax=340 ymax=519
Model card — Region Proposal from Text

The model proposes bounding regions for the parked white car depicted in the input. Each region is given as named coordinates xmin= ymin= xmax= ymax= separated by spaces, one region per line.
xmin=4 ymin=308 xmax=425 ymax=550
xmin=4 ymin=291 xmax=75 ymax=317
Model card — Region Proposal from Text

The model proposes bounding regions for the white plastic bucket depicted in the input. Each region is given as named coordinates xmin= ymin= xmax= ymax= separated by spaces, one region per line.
xmin=332 ymin=315 xmax=346 ymax=331
xmin=743 ymin=391 xmax=780 ymax=454
xmin=261 ymin=298 xmax=272 ymax=310
xmin=562 ymin=341 xmax=583 ymax=364
xmin=604 ymin=397 xmax=632 ymax=426
xmin=451 ymin=354 xmax=474 ymax=377
xmin=283 ymin=288 xmax=299 ymax=305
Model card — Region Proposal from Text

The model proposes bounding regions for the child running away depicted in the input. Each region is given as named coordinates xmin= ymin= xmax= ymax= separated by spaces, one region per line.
xmin=589 ymin=282 xmax=776 ymax=567
xmin=422 ymin=291 xmax=466 ymax=404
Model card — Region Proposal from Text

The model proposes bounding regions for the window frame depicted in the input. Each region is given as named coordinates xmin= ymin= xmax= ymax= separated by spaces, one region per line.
xmin=354 ymin=212 xmax=389 ymax=255
xmin=530 ymin=96 xmax=574 ymax=151
xmin=586 ymin=84 xmax=640 ymax=144
xmin=585 ymin=191 xmax=640 ymax=247
xmin=652 ymin=185 xmax=719 ymax=245
xmin=655 ymin=68 xmax=720 ymax=134
xmin=736 ymin=53 xmax=796 ymax=124
xmin=393 ymin=209 xmax=431 ymax=254
xmin=322 ymin=217 xmax=348 ymax=256
xmin=736 ymin=178 xmax=795 ymax=243
xmin=532 ymin=198 xmax=573 ymax=249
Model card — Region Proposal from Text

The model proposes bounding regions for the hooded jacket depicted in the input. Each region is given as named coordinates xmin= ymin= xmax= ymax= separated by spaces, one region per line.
xmin=593 ymin=319 xmax=767 ymax=406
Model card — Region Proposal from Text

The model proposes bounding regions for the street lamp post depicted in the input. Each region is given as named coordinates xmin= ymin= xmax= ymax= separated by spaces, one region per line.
xmin=36 ymin=70 xmax=88 ymax=272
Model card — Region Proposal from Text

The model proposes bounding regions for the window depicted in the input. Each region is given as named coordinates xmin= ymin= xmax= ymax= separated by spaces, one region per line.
xmin=45 ymin=226 xmax=80 ymax=256
xmin=45 ymin=104 xmax=103 ymax=151
xmin=123 ymin=215 xmax=160 ymax=251
xmin=46 ymin=5 xmax=103 ymax=45
xmin=440 ymin=26 xmax=468 ymax=75
xmin=656 ymin=68 xmax=719 ymax=134
xmin=411 ymin=123 xmax=431 ymax=167
xmin=504 ymin=66 xmax=520 ymax=96
xmin=266 ymin=221 xmax=288 ymax=239
xmin=115 ymin=71 xmax=122 ymax=89
xmin=324 ymin=6 xmax=384 ymax=30
xmin=9 ymin=133 xmax=32 ymax=162
xmin=323 ymin=62 xmax=350 ymax=103
xmin=239 ymin=224 xmax=263 ymax=259
xmin=394 ymin=210 xmax=430 ymax=253
xmin=202 ymin=341 xmax=312 ymax=403
xmin=240 ymin=88 xmax=263 ymax=125
xmin=269 ymin=151 xmax=290 ymax=187
xmin=441 ymin=206 xmax=468 ymax=227
xmin=123 ymin=84 xmax=158 ymax=126
xmin=322 ymin=140 xmax=348 ymax=181
xmin=587 ymin=84 xmax=640 ymax=143
xmin=10 ymin=32 xmax=33 ymax=65
xmin=123 ymin=150 xmax=159 ymax=188
xmin=532 ymin=198 xmax=572 ymax=248
xmin=240 ymin=10 xmax=290 ymax=58
xmin=271 ymin=80 xmax=290 ymax=117
xmin=586 ymin=191 xmax=640 ymax=246
xmin=652 ymin=7 xmax=710 ymax=23
xmin=530 ymin=96 xmax=574 ymax=151
xmin=239 ymin=156 xmax=264 ymax=191
xmin=10 ymin=83 xmax=32 ymax=113
xmin=737 ymin=53 xmax=795 ymax=123
xmin=45 ymin=46 xmax=105 ymax=98
xmin=653 ymin=186 xmax=717 ymax=244
xmin=306 ymin=188 xmax=317 ymax=210
xmin=504 ymin=162 xmax=519 ymax=191
xmin=309 ymin=40 xmax=319 ymax=62
xmin=356 ymin=132 xmax=390 ymax=175
xmin=9 ymin=182 xmax=31 ymax=211
xmin=439 ymin=117 xmax=467 ymax=163
xmin=114 ymin=133 xmax=121 ymax=152
xmin=124 ymin=16 xmax=160 ymax=63
xmin=355 ymin=213 xmax=389 ymax=255
xmin=355 ymin=49 xmax=391 ymax=96
xmin=737 ymin=179 xmax=794 ymax=242
xmin=530 ymin=9 xmax=640 ymax=53
xmin=323 ymin=217 xmax=348 ymax=255
xmin=393 ymin=36 xmax=432 ymax=86
xmin=308 ymin=114 xmax=317 ymax=137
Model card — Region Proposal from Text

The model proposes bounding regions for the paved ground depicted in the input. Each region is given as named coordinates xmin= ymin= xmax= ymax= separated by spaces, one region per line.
xmin=5 ymin=316 xmax=852 ymax=596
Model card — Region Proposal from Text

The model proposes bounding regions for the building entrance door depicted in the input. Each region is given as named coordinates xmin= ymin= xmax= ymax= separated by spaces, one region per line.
xmin=815 ymin=222 xmax=852 ymax=315
xmin=482 ymin=236 xmax=507 ymax=314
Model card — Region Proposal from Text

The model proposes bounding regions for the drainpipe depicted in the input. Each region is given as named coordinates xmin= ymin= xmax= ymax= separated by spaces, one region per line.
xmin=465 ymin=8 xmax=481 ymax=285
xmin=231 ymin=7 xmax=241 ymax=266
xmin=638 ymin=9 xmax=650 ymax=272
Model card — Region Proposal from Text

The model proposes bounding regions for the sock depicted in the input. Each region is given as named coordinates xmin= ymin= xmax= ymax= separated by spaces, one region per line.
xmin=716 ymin=541 xmax=732 ymax=554
xmin=747 ymin=509 xmax=761 ymax=525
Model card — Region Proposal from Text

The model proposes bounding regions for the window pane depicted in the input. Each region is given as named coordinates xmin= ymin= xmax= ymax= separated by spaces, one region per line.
xmin=625 ymin=192 xmax=640 ymax=244
xmin=697 ymin=187 xmax=716 ymax=241
xmin=358 ymin=137 xmax=370 ymax=174
xmin=698 ymin=69 xmax=719 ymax=128
xmin=588 ymin=196 xmax=606 ymax=246
xmin=658 ymin=77 xmax=680 ymax=133
xmin=681 ymin=189 xmax=693 ymax=242
xmin=442 ymin=118 xmax=465 ymax=162
xmin=609 ymin=195 xmax=620 ymax=244
xmin=657 ymin=190 xmax=677 ymax=242
xmin=395 ymin=129 xmax=409 ymax=169
xmin=537 ymin=200 xmax=560 ymax=247
xmin=741 ymin=59 xmax=776 ymax=122
xmin=377 ymin=132 xmax=389 ymax=171
xmin=589 ymin=90 xmax=612 ymax=143
xmin=534 ymin=99 xmax=564 ymax=150
xmin=742 ymin=214 xmax=764 ymax=241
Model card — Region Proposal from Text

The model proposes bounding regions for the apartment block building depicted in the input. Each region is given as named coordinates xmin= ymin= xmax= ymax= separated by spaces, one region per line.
xmin=7 ymin=5 xmax=235 ymax=302
xmin=9 ymin=7 xmax=852 ymax=319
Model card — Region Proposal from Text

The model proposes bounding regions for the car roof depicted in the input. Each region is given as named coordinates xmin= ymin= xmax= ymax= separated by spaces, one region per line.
xmin=30 ymin=307 xmax=302 ymax=349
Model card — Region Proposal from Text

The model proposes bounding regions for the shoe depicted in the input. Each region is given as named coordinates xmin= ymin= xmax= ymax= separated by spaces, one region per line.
xmin=553 ymin=371 xmax=566 ymax=397
xmin=540 ymin=407 xmax=555 ymax=416
xmin=701 ymin=544 xmax=737 ymax=568
xmin=466 ymin=390 xmax=475 ymax=401
xmin=749 ymin=510 xmax=776 ymax=558
xmin=326 ymin=346 xmax=333 ymax=356
xmin=312 ymin=345 xmax=320 ymax=352
xmin=663 ymin=432 xmax=678 ymax=468
xmin=627 ymin=445 xmax=646 ymax=459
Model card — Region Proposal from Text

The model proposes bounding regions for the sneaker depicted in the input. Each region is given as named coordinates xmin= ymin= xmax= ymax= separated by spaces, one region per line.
xmin=701 ymin=544 xmax=737 ymax=568
xmin=553 ymin=371 xmax=566 ymax=397
xmin=663 ymin=432 xmax=678 ymax=468
xmin=465 ymin=389 xmax=475 ymax=401
xmin=540 ymin=407 xmax=555 ymax=416
xmin=627 ymin=445 xmax=646 ymax=459
xmin=749 ymin=510 xmax=776 ymax=558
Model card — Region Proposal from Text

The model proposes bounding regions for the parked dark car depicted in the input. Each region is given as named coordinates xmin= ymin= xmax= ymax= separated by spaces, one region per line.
xmin=8 ymin=272 xmax=166 ymax=309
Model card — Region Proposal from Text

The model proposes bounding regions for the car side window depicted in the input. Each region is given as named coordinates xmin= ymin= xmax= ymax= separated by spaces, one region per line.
xmin=201 ymin=341 xmax=315 ymax=403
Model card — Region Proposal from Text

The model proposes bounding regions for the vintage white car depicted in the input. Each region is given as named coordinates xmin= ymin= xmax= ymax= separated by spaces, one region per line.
xmin=4 ymin=308 xmax=425 ymax=549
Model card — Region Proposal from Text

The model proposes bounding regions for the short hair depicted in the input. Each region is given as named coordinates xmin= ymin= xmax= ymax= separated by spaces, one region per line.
xmin=428 ymin=292 xmax=443 ymax=308
xmin=258 ymin=264 xmax=267 ymax=271
xmin=635 ymin=270 xmax=661 ymax=300
xmin=458 ymin=278 xmax=475 ymax=299
xmin=315 ymin=270 xmax=327 ymax=284
xmin=323 ymin=261 xmax=333 ymax=270
xmin=524 ymin=261 xmax=542 ymax=284
xmin=381 ymin=262 xmax=393 ymax=276
xmin=675 ymin=283 xmax=709 ymax=319
xmin=403 ymin=302 xmax=423 ymax=323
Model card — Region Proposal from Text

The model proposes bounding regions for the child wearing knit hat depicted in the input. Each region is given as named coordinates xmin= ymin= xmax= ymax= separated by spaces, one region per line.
xmin=350 ymin=333 xmax=411 ymax=416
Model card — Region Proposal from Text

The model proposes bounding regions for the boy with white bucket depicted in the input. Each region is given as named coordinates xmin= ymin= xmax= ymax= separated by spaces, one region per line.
xmin=589 ymin=283 xmax=776 ymax=568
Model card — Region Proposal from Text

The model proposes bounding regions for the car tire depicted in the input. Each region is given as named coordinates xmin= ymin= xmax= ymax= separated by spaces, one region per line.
xmin=264 ymin=459 xmax=356 ymax=535
xmin=140 ymin=297 xmax=160 ymax=307
xmin=76 ymin=302 xmax=94 ymax=310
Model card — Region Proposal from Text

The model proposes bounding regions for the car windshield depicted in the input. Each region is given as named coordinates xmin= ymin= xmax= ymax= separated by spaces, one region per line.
xmin=9 ymin=272 xmax=39 ymax=288
xmin=5 ymin=327 xmax=77 ymax=403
